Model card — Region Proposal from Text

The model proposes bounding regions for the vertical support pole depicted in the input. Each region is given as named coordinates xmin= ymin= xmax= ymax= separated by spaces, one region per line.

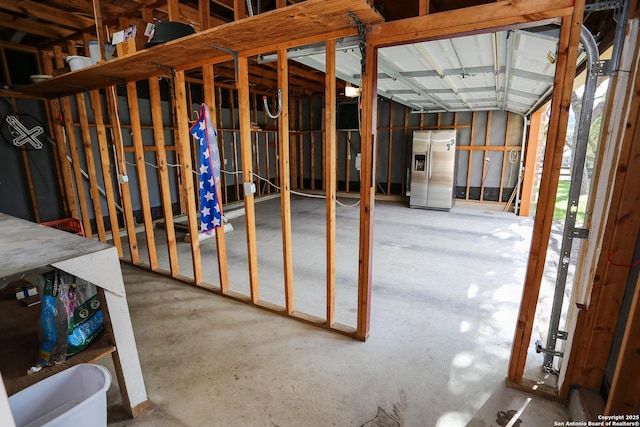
xmin=148 ymin=77 xmax=180 ymax=277
xmin=290 ymin=101 xmax=298 ymax=189
xmin=105 ymin=85 xmax=139 ymax=263
xmin=346 ymin=131 xmax=351 ymax=192
xmin=325 ymin=40 xmax=337 ymax=326
xmin=311 ymin=101 xmax=316 ymax=190
xmin=126 ymin=81 xmax=158 ymax=270
xmin=174 ymin=70 xmax=203 ymax=284
xmin=466 ymin=112 xmax=476 ymax=200
xmin=238 ymin=57 xmax=260 ymax=302
xmin=89 ymin=90 xmax=123 ymax=256
xmin=508 ymin=5 xmax=585 ymax=384
xmin=387 ymin=101 xmax=394 ymax=194
xmin=519 ymin=110 xmax=541 ymax=217
xmin=278 ymin=49 xmax=295 ymax=314
xmin=298 ymin=99 xmax=304 ymax=189
xmin=402 ymin=105 xmax=409 ymax=196
xmin=357 ymin=43 xmax=378 ymax=340
xmin=499 ymin=112 xmax=512 ymax=203
xmin=480 ymin=111 xmax=491 ymax=202
xmin=203 ymin=63 xmax=230 ymax=292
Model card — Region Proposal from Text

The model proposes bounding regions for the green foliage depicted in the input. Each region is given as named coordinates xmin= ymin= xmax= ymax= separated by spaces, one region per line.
xmin=554 ymin=179 xmax=588 ymax=223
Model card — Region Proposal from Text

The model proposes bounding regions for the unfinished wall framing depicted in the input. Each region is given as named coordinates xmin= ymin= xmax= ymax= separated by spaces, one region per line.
xmin=4 ymin=0 xmax=640 ymax=413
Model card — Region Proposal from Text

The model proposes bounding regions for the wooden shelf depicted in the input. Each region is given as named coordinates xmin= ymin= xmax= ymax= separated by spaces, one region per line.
xmin=19 ymin=0 xmax=382 ymax=99
xmin=0 ymin=287 xmax=115 ymax=396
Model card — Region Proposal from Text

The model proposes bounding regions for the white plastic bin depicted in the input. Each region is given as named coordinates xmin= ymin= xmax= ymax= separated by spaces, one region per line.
xmin=8 ymin=364 xmax=111 ymax=427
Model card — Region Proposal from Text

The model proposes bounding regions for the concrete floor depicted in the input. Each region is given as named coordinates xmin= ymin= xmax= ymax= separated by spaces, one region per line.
xmin=105 ymin=198 xmax=569 ymax=426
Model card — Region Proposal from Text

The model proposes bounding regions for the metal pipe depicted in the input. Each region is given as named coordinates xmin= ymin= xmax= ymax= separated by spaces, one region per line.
xmin=542 ymin=25 xmax=599 ymax=369
xmin=607 ymin=0 xmax=631 ymax=74
xmin=514 ymin=114 xmax=529 ymax=214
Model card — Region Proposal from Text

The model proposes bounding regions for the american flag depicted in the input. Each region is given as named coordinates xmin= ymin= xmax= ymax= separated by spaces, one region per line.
xmin=189 ymin=103 xmax=222 ymax=234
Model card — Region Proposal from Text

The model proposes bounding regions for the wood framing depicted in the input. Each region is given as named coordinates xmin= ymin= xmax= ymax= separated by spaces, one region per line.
xmin=174 ymin=70 xmax=204 ymax=283
xmin=507 ymin=2 xmax=585 ymax=387
xmin=605 ymin=275 xmax=640 ymax=414
xmin=369 ymin=0 xmax=574 ymax=47
xmin=519 ymin=110 xmax=541 ymax=217
xmin=356 ymin=43 xmax=378 ymax=341
xmin=203 ymin=63 xmax=230 ymax=292
xmin=480 ymin=111 xmax=491 ymax=201
xmin=88 ymin=89 xmax=124 ymax=257
xmin=74 ymin=90 xmax=107 ymax=242
xmin=325 ymin=40 xmax=337 ymax=326
xmin=126 ymin=81 xmax=158 ymax=270
xmin=558 ymin=19 xmax=640 ymax=402
xmin=278 ymin=49 xmax=295 ymax=314
xmin=238 ymin=56 xmax=260 ymax=302
xmin=148 ymin=76 xmax=180 ymax=277
xmin=105 ymin=85 xmax=140 ymax=264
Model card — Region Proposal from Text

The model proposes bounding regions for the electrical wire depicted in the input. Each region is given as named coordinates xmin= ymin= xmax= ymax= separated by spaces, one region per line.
xmin=125 ymin=160 xmax=360 ymax=208
xmin=263 ymin=89 xmax=282 ymax=119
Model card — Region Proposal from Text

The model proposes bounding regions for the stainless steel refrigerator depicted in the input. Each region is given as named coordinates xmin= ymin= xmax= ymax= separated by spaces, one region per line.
xmin=409 ymin=130 xmax=456 ymax=210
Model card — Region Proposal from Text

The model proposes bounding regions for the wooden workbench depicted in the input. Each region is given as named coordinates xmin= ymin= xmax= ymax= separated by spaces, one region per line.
xmin=0 ymin=213 xmax=149 ymax=425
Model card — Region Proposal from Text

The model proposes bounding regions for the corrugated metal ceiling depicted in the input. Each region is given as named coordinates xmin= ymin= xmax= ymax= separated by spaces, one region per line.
xmin=291 ymin=27 xmax=561 ymax=115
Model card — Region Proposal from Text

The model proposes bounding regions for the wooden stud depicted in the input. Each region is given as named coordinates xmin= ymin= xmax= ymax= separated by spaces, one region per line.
xmin=466 ymin=112 xmax=476 ymax=200
xmin=233 ymin=0 xmax=246 ymax=20
xmin=278 ymin=48 xmax=295 ymax=314
xmin=605 ymin=274 xmax=640 ymax=415
xmin=402 ymin=105 xmax=409 ymax=196
xmin=238 ymin=56 xmax=260 ymax=302
xmin=289 ymin=99 xmax=297 ymax=189
xmin=229 ymin=87 xmax=241 ymax=201
xmin=174 ymin=70 xmax=203 ymax=284
xmin=126 ymin=81 xmax=158 ymax=270
xmin=203 ymin=63 xmax=230 ymax=292
xmin=89 ymin=89 xmax=123 ymax=257
xmin=148 ymin=77 xmax=180 ymax=277
xmin=57 ymin=88 xmax=94 ymax=238
xmin=276 ymin=0 xmax=286 ymax=8
xmin=507 ymin=5 xmax=585 ymax=385
xmin=499 ymin=112 xmax=512 ymax=203
xmin=216 ymin=86 xmax=229 ymax=204
xmin=199 ymin=0 xmax=211 ymax=30
xmin=480 ymin=111 xmax=491 ymax=202
xmin=519 ymin=110 xmax=541 ymax=217
xmin=325 ymin=40 xmax=337 ymax=326
xmin=387 ymin=101 xmax=394 ymax=195
xmin=356 ymin=43 xmax=378 ymax=340
xmin=419 ymin=0 xmax=429 ymax=15
xmin=104 ymin=85 xmax=139 ymax=263
xmin=74 ymin=84 xmax=107 ymax=241
xmin=345 ymin=131 xmax=351 ymax=193
xmin=40 ymin=51 xmax=73 ymax=217
xmin=252 ymin=94 xmax=261 ymax=197
xmin=310 ymin=101 xmax=316 ymax=190
xmin=298 ymin=98 xmax=304 ymax=189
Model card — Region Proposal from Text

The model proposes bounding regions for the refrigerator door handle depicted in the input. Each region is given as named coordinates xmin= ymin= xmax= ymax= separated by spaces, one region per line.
xmin=428 ymin=144 xmax=433 ymax=179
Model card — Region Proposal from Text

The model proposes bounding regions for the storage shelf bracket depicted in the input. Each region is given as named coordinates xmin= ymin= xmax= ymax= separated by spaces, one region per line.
xmin=208 ymin=44 xmax=239 ymax=81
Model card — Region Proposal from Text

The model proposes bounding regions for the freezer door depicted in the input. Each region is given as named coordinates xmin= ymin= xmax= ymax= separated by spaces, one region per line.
xmin=426 ymin=130 xmax=456 ymax=209
xmin=409 ymin=131 xmax=430 ymax=207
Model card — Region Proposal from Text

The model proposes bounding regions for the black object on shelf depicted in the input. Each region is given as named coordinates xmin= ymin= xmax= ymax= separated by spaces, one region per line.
xmin=144 ymin=22 xmax=196 ymax=48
